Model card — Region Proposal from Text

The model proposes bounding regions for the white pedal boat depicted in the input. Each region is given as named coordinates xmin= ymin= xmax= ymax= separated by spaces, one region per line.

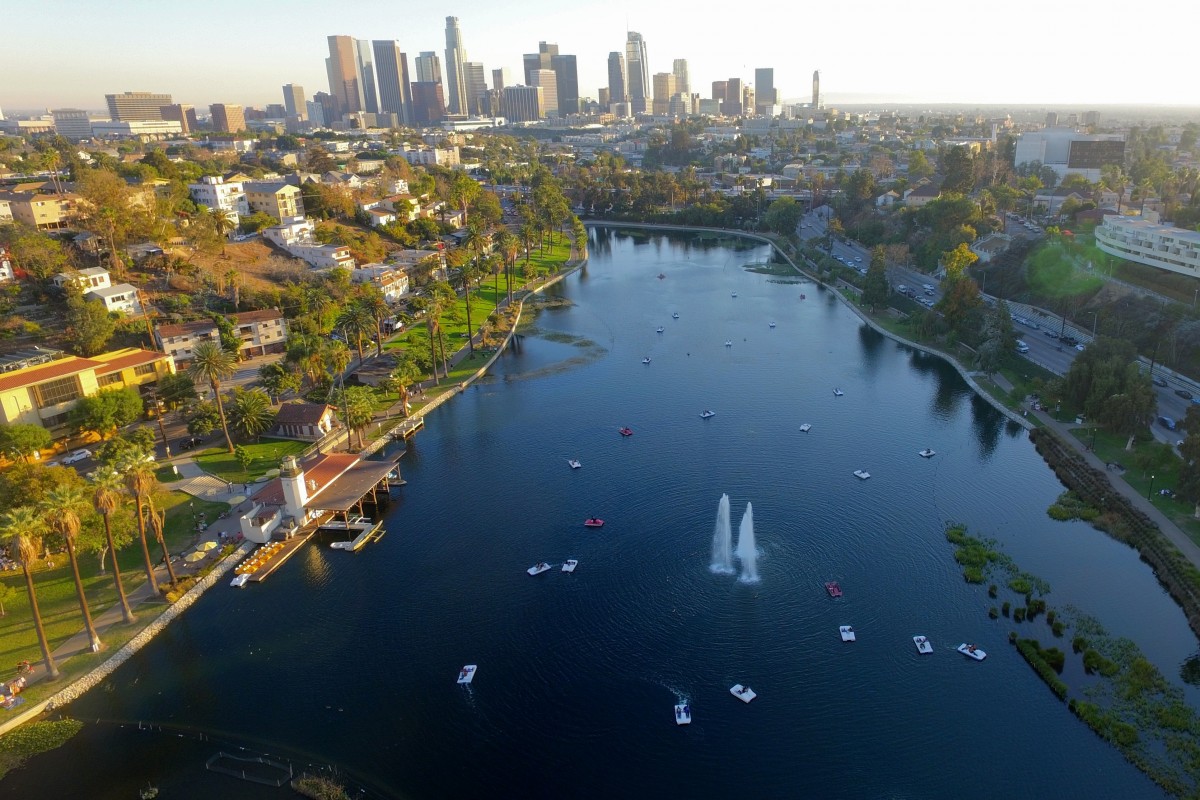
xmin=729 ymin=684 xmax=756 ymax=703
xmin=700 ymin=410 xmax=716 ymax=419
xmin=642 ymin=357 xmax=652 ymax=364
xmin=957 ymin=643 xmax=986 ymax=661
xmin=674 ymin=703 xmax=692 ymax=725
xmin=799 ymin=423 xmax=812 ymax=432
xmin=527 ymin=562 xmax=552 ymax=576
xmin=457 ymin=664 xmax=477 ymax=684
xmin=833 ymin=388 xmax=844 ymax=396
xmin=672 ymin=312 xmax=679 ymax=319
xmin=724 ymin=340 xmax=733 ymax=347
xmin=230 ymin=573 xmax=250 ymax=588
xmin=839 ymin=625 xmax=856 ymax=642
xmin=562 ymin=559 xmax=578 ymax=573
xmin=656 ymin=326 xmax=665 ymax=333
xmin=918 ymin=449 xmax=936 ymax=458
xmin=913 ymin=635 xmax=933 ymax=654
xmin=769 ymin=321 xmax=776 ymax=328
xmin=568 ymin=459 xmax=581 ymax=469
xmin=853 ymin=469 xmax=871 ymax=480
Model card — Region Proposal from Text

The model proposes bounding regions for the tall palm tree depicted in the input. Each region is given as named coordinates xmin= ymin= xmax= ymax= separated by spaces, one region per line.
xmin=42 ymin=485 xmax=102 ymax=652
xmin=391 ymin=352 xmax=423 ymax=416
xmin=92 ymin=471 xmax=134 ymax=624
xmin=409 ymin=294 xmax=443 ymax=382
xmin=188 ymin=341 xmax=238 ymax=454
xmin=336 ymin=301 xmax=375 ymax=367
xmin=322 ymin=338 xmax=352 ymax=378
xmin=0 ymin=507 xmax=59 ymax=678
xmin=228 ymin=387 xmax=276 ymax=441
xmin=493 ymin=229 xmax=519 ymax=305
xmin=123 ymin=460 xmax=163 ymax=593
xmin=211 ymin=208 xmax=235 ymax=250
xmin=360 ymin=290 xmax=391 ymax=357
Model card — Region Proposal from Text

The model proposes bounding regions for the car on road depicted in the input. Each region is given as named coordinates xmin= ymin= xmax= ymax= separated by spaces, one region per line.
xmin=1176 ymin=389 xmax=1194 ymax=400
xmin=855 ymin=256 xmax=862 ymax=262
xmin=1152 ymin=376 xmax=1169 ymax=387
xmin=1044 ymin=329 xmax=1059 ymax=338
xmin=178 ymin=436 xmax=203 ymax=451
xmin=61 ymin=449 xmax=92 ymax=465
xmin=1075 ymin=343 xmax=1085 ymax=351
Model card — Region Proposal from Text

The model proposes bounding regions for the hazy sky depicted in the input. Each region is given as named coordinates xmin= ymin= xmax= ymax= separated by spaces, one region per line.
xmin=4 ymin=0 xmax=1197 ymax=113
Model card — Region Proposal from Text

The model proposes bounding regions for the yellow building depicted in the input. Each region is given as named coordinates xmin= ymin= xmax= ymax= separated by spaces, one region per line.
xmin=244 ymin=181 xmax=304 ymax=220
xmin=0 ymin=348 xmax=175 ymax=433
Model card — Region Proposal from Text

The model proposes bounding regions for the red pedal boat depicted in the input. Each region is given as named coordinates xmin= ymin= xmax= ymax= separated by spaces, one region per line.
xmin=825 ymin=581 xmax=843 ymax=598
xmin=584 ymin=518 xmax=605 ymax=528
xmin=619 ymin=427 xmax=633 ymax=436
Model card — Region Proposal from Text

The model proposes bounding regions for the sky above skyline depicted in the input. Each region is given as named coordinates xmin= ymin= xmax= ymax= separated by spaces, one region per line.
xmin=5 ymin=0 xmax=1198 ymax=113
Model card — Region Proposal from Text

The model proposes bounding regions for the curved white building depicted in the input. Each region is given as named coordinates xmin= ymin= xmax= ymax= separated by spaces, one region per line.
xmin=1095 ymin=216 xmax=1200 ymax=278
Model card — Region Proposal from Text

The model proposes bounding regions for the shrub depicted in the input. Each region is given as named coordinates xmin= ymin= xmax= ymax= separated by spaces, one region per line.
xmin=1046 ymin=610 xmax=1056 ymax=625
xmin=1016 ymin=639 xmax=1068 ymax=700
xmin=291 ymin=775 xmax=351 ymax=800
xmin=1009 ymin=577 xmax=1032 ymax=594
xmin=963 ymin=566 xmax=985 ymax=584
xmin=0 ymin=719 xmax=83 ymax=779
xmin=1083 ymin=648 xmax=1118 ymax=677
xmin=989 ymin=607 xmax=999 ymax=619
xmin=1072 ymin=636 xmax=1088 ymax=654
xmin=1014 ymin=607 xmax=1027 ymax=622
xmin=1002 ymin=601 xmax=1011 ymax=617
xmin=988 ymin=583 xmax=998 ymax=598
xmin=1052 ymin=621 xmax=1066 ymax=637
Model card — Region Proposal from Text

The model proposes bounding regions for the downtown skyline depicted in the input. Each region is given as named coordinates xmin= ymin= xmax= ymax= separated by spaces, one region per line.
xmin=5 ymin=0 xmax=1200 ymax=112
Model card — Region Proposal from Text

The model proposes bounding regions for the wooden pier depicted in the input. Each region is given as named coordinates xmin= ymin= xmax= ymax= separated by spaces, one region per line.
xmin=246 ymin=528 xmax=317 ymax=583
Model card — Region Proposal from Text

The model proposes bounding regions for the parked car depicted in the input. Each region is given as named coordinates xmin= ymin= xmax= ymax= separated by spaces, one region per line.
xmin=61 ymin=448 xmax=92 ymax=465
xmin=178 ymin=436 xmax=203 ymax=451
xmin=1152 ymin=376 xmax=1169 ymax=387
xmin=1176 ymin=389 xmax=1194 ymax=400
xmin=1075 ymin=344 xmax=1085 ymax=352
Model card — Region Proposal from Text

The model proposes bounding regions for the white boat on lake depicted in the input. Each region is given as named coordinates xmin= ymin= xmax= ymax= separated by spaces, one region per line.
xmin=568 ymin=459 xmax=581 ymax=469
xmin=674 ymin=703 xmax=692 ymax=725
xmin=457 ymin=665 xmax=477 ymax=684
xmin=799 ymin=423 xmax=812 ymax=432
xmin=833 ymin=388 xmax=844 ymax=396
xmin=918 ymin=449 xmax=936 ymax=458
xmin=730 ymin=684 xmax=756 ymax=703
xmin=700 ymin=410 xmax=716 ymax=419
xmin=527 ymin=562 xmax=552 ymax=576
xmin=769 ymin=321 xmax=776 ymax=328
xmin=656 ymin=326 xmax=665 ymax=333
xmin=957 ymin=643 xmax=986 ymax=661
xmin=853 ymin=469 xmax=871 ymax=480
xmin=731 ymin=292 xmax=738 ymax=298
xmin=642 ymin=357 xmax=652 ymax=364
xmin=230 ymin=573 xmax=250 ymax=588
xmin=672 ymin=312 xmax=679 ymax=319
xmin=914 ymin=635 xmax=933 ymax=654
xmin=725 ymin=340 xmax=732 ymax=347
xmin=839 ymin=625 xmax=857 ymax=642
xmin=562 ymin=559 xmax=578 ymax=573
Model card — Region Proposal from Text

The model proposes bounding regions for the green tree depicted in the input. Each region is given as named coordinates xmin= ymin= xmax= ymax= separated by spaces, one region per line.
xmin=1097 ymin=372 xmax=1158 ymax=451
xmin=941 ymin=146 xmax=975 ymax=194
xmin=391 ymin=351 xmax=424 ymax=415
xmin=763 ymin=196 xmax=803 ymax=236
xmin=155 ymin=372 xmax=198 ymax=410
xmin=3 ymin=224 xmax=69 ymax=281
xmin=306 ymin=145 xmax=335 ymax=173
xmin=935 ymin=275 xmax=984 ymax=340
xmin=186 ymin=401 xmax=221 ymax=436
xmin=336 ymin=301 xmax=375 ymax=367
xmin=258 ymin=362 xmax=301 ymax=403
xmin=91 ymin=470 xmax=134 ymax=623
xmin=187 ymin=341 xmax=238 ymax=454
xmin=76 ymin=166 xmax=149 ymax=270
xmin=861 ymin=246 xmax=889 ymax=309
xmin=234 ymin=445 xmax=253 ymax=474
xmin=95 ymin=427 xmax=156 ymax=467
xmin=227 ymin=388 xmax=276 ymax=440
xmin=336 ymin=385 xmax=376 ymax=448
xmin=68 ymin=386 xmax=144 ymax=440
xmin=0 ymin=507 xmax=59 ymax=678
xmin=0 ymin=423 xmax=52 ymax=463
xmin=907 ymin=150 xmax=934 ymax=182
xmin=941 ymin=243 xmax=979 ymax=280
xmin=1178 ymin=406 xmax=1200 ymax=518
xmin=64 ymin=290 xmax=116 ymax=356
xmin=41 ymin=485 xmax=103 ymax=652
xmin=0 ymin=582 xmax=9 ymax=616
xmin=122 ymin=460 xmax=174 ymax=589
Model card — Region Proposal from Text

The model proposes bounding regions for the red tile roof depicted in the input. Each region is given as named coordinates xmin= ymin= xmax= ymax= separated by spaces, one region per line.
xmin=93 ymin=349 xmax=169 ymax=376
xmin=0 ymin=357 xmax=100 ymax=393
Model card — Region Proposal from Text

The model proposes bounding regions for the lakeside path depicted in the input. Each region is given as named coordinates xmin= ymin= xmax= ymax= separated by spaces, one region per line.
xmin=0 ymin=253 xmax=589 ymax=737
xmin=585 ymin=220 xmax=1200 ymax=570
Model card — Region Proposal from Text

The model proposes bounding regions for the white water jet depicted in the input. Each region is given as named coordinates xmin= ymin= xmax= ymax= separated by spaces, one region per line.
xmin=710 ymin=493 xmax=735 ymax=574
xmin=735 ymin=503 xmax=760 ymax=583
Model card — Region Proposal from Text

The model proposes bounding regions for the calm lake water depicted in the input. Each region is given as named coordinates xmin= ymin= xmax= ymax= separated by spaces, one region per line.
xmin=7 ymin=228 xmax=1197 ymax=799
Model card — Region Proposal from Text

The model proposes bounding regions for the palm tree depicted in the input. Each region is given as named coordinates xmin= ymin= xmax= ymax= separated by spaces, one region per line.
xmin=211 ymin=208 xmax=235 ymax=251
xmin=337 ymin=386 xmax=376 ymax=448
xmin=92 ymin=471 xmax=134 ymax=624
xmin=336 ymin=301 xmax=375 ymax=367
xmin=188 ymin=341 xmax=238 ymax=454
xmin=228 ymin=387 xmax=276 ymax=440
xmin=493 ymin=229 xmax=519 ymax=305
xmin=409 ymin=294 xmax=444 ymax=382
xmin=41 ymin=485 xmax=102 ymax=652
xmin=322 ymin=338 xmax=352 ymax=378
xmin=122 ymin=460 xmax=169 ymax=592
xmin=359 ymin=290 xmax=391 ymax=357
xmin=391 ymin=352 xmax=423 ymax=416
xmin=0 ymin=507 xmax=59 ymax=678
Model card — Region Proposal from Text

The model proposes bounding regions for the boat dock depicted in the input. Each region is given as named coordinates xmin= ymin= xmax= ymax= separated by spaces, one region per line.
xmin=247 ymin=529 xmax=316 ymax=583
xmin=325 ymin=518 xmax=385 ymax=552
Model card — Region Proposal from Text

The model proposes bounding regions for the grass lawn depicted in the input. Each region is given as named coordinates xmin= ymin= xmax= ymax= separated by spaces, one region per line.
xmin=192 ymin=438 xmax=308 ymax=483
xmin=0 ymin=491 xmax=227 ymax=675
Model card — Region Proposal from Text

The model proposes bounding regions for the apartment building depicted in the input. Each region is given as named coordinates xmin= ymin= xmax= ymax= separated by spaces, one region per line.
xmin=351 ymin=263 xmax=410 ymax=302
xmin=0 ymin=188 xmax=80 ymax=230
xmin=1095 ymin=216 xmax=1200 ymax=278
xmin=155 ymin=309 xmax=288 ymax=365
xmin=243 ymin=181 xmax=305 ymax=220
xmin=263 ymin=216 xmax=355 ymax=270
xmin=0 ymin=348 xmax=174 ymax=432
xmin=188 ymin=176 xmax=249 ymax=223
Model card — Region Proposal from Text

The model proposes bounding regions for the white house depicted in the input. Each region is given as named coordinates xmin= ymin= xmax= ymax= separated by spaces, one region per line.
xmin=188 ymin=176 xmax=248 ymax=224
xmin=351 ymin=264 xmax=410 ymax=302
xmin=54 ymin=267 xmax=111 ymax=292
xmin=262 ymin=216 xmax=355 ymax=270
xmin=86 ymin=283 xmax=143 ymax=316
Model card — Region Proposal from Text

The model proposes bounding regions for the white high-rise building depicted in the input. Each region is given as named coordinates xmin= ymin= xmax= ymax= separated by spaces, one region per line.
xmin=625 ymin=32 xmax=649 ymax=114
xmin=531 ymin=69 xmax=558 ymax=116
xmin=672 ymin=59 xmax=689 ymax=96
xmin=444 ymin=16 xmax=469 ymax=115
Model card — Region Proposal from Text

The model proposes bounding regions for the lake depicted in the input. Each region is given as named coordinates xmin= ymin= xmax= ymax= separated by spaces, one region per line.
xmin=6 ymin=227 xmax=1195 ymax=799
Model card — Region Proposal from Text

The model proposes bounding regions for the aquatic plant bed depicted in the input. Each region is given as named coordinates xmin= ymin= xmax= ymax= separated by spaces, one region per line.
xmin=0 ymin=719 xmax=82 ymax=779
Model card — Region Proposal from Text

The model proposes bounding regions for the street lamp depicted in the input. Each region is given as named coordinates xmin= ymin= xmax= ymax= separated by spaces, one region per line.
xmin=1148 ymin=474 xmax=1156 ymax=500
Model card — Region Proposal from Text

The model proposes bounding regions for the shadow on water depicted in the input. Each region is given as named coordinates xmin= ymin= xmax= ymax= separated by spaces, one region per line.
xmin=857 ymin=324 xmax=885 ymax=374
xmin=971 ymin=393 xmax=1004 ymax=461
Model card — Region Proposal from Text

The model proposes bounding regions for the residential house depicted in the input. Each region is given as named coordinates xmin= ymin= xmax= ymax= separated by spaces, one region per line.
xmin=0 ymin=188 xmax=80 ymax=230
xmin=53 ymin=267 xmax=111 ymax=292
xmin=382 ymin=194 xmax=421 ymax=223
xmin=1033 ymin=187 xmax=1089 ymax=216
xmin=86 ymin=284 xmax=143 ymax=316
xmin=969 ymin=234 xmax=1012 ymax=264
xmin=188 ymin=176 xmax=248 ymax=224
xmin=322 ymin=171 xmax=364 ymax=190
xmin=272 ymin=402 xmax=338 ymax=441
xmin=363 ymin=207 xmax=397 ymax=228
xmin=351 ymin=264 xmax=410 ymax=302
xmin=243 ymin=181 xmax=305 ymax=220
xmin=903 ymin=182 xmax=940 ymax=208
xmin=0 ymin=197 xmax=12 ymax=222
xmin=262 ymin=216 xmax=355 ymax=271
xmin=0 ymin=348 xmax=175 ymax=433
xmin=155 ymin=309 xmax=288 ymax=364
xmin=875 ymin=190 xmax=900 ymax=208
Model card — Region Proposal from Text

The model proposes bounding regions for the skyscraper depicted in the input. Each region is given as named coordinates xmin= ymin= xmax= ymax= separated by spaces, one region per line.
xmin=160 ymin=104 xmax=197 ymax=133
xmin=463 ymin=62 xmax=488 ymax=116
xmin=372 ymin=41 xmax=413 ymax=125
xmin=523 ymin=42 xmax=557 ymax=86
xmin=531 ymin=69 xmax=559 ymax=116
xmin=52 ymin=109 xmax=92 ymax=141
xmin=652 ymin=73 xmax=676 ymax=115
xmin=410 ymin=82 xmax=446 ymax=125
xmin=607 ymin=52 xmax=627 ymax=105
xmin=415 ymin=52 xmax=442 ymax=85
xmin=326 ymin=35 xmax=361 ymax=119
xmin=711 ymin=81 xmax=727 ymax=104
xmin=356 ymin=40 xmax=379 ymax=114
xmin=723 ymin=78 xmax=743 ymax=116
xmin=105 ymin=92 xmax=172 ymax=121
xmin=492 ymin=68 xmax=511 ymax=91
xmin=501 ymin=85 xmax=544 ymax=123
xmin=282 ymin=84 xmax=307 ymax=120
xmin=625 ymin=32 xmax=649 ymax=114
xmin=551 ymin=53 xmax=579 ymax=115
xmin=673 ymin=59 xmax=690 ymax=96
xmin=444 ymin=16 xmax=469 ymax=115
xmin=812 ymin=70 xmax=820 ymax=109
xmin=754 ymin=68 xmax=776 ymax=115
xmin=209 ymin=104 xmax=246 ymax=133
